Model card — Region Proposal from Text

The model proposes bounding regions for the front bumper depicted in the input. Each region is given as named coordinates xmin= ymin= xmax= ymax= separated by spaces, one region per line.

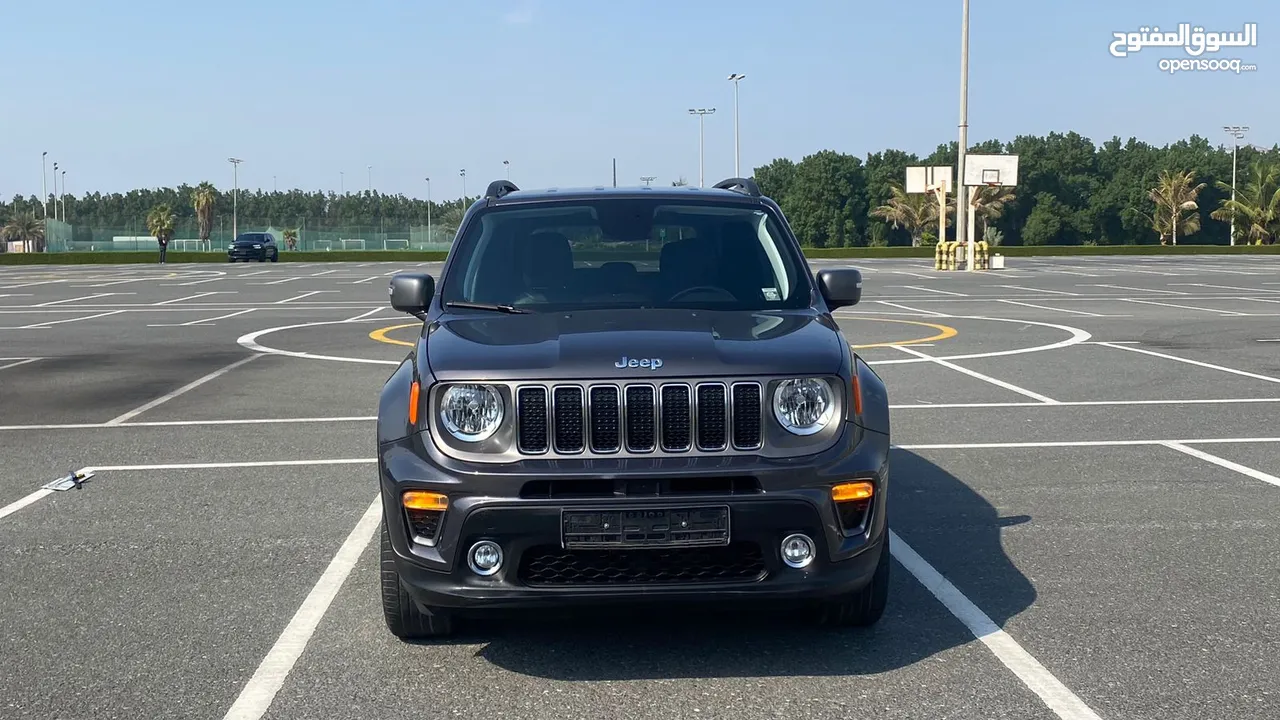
xmin=228 ymin=247 xmax=268 ymax=260
xmin=379 ymin=422 xmax=890 ymax=611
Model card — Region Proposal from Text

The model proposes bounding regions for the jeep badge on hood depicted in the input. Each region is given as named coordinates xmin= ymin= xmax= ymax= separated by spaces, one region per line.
xmin=615 ymin=356 xmax=663 ymax=369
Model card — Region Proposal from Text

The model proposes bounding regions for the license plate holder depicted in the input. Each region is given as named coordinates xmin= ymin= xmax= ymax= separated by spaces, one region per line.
xmin=561 ymin=505 xmax=730 ymax=549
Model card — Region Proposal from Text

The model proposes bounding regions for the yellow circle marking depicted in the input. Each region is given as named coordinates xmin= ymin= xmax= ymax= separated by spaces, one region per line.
xmin=369 ymin=323 xmax=420 ymax=347
xmin=845 ymin=317 xmax=957 ymax=349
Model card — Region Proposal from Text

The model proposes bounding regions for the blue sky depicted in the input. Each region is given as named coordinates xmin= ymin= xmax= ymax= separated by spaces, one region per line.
xmin=3 ymin=0 xmax=1272 ymax=202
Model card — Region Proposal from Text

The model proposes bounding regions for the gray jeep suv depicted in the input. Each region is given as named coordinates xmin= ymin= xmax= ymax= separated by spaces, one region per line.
xmin=376 ymin=177 xmax=891 ymax=639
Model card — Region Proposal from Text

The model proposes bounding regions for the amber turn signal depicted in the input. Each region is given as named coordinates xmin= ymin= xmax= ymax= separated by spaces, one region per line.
xmin=408 ymin=381 xmax=420 ymax=424
xmin=402 ymin=490 xmax=448 ymax=511
xmin=831 ymin=481 xmax=874 ymax=502
xmin=850 ymin=374 xmax=863 ymax=416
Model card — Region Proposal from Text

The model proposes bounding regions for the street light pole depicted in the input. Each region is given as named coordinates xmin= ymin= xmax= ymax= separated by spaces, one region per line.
xmin=424 ymin=177 xmax=432 ymax=244
xmin=1223 ymin=125 xmax=1249 ymax=246
xmin=60 ymin=170 xmax=66 ymax=221
xmin=460 ymin=169 xmax=466 ymax=202
xmin=727 ymin=74 xmax=745 ymax=177
xmin=688 ymin=108 xmax=715 ymax=187
xmin=367 ymin=165 xmax=372 ymax=193
xmin=41 ymin=152 xmax=48 ymax=219
xmin=228 ymin=157 xmax=243 ymax=238
xmin=957 ymin=0 xmax=972 ymax=270
xmin=503 ymin=160 xmax=510 ymax=180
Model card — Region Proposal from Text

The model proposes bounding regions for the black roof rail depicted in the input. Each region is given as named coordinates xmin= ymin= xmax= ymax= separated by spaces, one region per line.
xmin=712 ymin=177 xmax=761 ymax=197
xmin=485 ymin=180 xmax=520 ymax=199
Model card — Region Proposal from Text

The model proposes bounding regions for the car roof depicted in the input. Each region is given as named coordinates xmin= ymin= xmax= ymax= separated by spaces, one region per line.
xmin=478 ymin=178 xmax=772 ymax=207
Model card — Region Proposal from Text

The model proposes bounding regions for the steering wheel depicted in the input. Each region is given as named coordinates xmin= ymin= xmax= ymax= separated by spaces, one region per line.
xmin=668 ymin=286 xmax=738 ymax=302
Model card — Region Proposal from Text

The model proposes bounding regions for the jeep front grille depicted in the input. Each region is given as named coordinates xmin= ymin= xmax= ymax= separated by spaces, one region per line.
xmin=515 ymin=381 xmax=763 ymax=457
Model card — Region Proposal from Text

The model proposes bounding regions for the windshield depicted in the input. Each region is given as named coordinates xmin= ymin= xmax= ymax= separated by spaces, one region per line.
xmin=440 ymin=197 xmax=811 ymax=311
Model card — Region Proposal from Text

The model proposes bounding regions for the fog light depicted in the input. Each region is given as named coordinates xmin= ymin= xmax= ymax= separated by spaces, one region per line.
xmin=467 ymin=540 xmax=503 ymax=576
xmin=780 ymin=533 xmax=816 ymax=569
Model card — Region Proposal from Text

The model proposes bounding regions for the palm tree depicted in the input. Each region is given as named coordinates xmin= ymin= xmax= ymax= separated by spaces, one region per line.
xmin=2 ymin=212 xmax=46 ymax=253
xmin=191 ymin=182 xmax=217 ymax=248
xmin=1142 ymin=169 xmax=1206 ymax=245
xmin=146 ymin=203 xmax=176 ymax=246
xmin=283 ymin=227 xmax=298 ymax=251
xmin=969 ymin=185 xmax=1017 ymax=237
xmin=871 ymin=184 xmax=951 ymax=246
xmin=1210 ymin=160 xmax=1280 ymax=245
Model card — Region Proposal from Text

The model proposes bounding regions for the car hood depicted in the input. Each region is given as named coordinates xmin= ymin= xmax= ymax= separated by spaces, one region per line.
xmin=232 ymin=240 xmax=264 ymax=246
xmin=423 ymin=308 xmax=846 ymax=381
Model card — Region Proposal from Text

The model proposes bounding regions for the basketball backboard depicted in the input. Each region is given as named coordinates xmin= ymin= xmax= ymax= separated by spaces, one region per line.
xmin=906 ymin=166 xmax=953 ymax=194
xmin=962 ymin=154 xmax=1019 ymax=187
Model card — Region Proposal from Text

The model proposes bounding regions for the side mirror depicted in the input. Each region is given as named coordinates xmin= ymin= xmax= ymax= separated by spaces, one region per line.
xmin=389 ymin=272 xmax=435 ymax=317
xmin=815 ymin=268 xmax=862 ymax=310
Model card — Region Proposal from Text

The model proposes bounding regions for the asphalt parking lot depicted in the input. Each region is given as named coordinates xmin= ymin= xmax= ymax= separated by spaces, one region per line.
xmin=2 ymin=254 xmax=1279 ymax=720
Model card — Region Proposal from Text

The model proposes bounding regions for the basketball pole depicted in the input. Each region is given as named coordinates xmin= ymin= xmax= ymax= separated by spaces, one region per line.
xmin=957 ymin=0 xmax=972 ymax=271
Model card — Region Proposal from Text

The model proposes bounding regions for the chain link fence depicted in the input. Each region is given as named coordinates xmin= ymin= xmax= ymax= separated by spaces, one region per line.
xmin=38 ymin=216 xmax=458 ymax=253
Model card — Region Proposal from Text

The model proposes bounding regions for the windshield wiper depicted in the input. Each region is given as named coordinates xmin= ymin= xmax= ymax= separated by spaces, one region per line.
xmin=444 ymin=301 xmax=531 ymax=314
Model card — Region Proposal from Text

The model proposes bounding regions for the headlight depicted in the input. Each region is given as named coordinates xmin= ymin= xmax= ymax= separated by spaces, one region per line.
xmin=253 ymin=244 xmax=262 ymax=248
xmin=772 ymin=378 xmax=836 ymax=435
xmin=439 ymin=384 xmax=504 ymax=442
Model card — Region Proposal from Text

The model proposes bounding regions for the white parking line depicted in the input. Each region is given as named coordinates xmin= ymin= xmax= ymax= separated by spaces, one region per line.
xmin=9 ymin=310 xmax=127 ymax=329
xmin=0 ymin=358 xmax=41 ymax=371
xmin=994 ymin=300 xmax=1119 ymax=317
xmin=889 ymin=396 xmax=1280 ymax=409
xmin=898 ymin=437 xmax=1280 ymax=450
xmin=1170 ymin=283 xmax=1280 ymax=294
xmin=990 ymin=285 xmax=1079 ymax=296
xmin=1161 ymin=442 xmax=1280 ymax=488
xmin=1088 ymin=284 xmax=1188 ymax=295
xmin=105 ymin=354 xmax=263 ymax=425
xmin=166 ymin=277 xmax=226 ymax=286
xmin=254 ymin=277 xmax=303 ymax=285
xmin=889 ymin=530 xmax=1103 ymax=720
xmin=899 ymin=285 xmax=967 ymax=297
xmin=351 ymin=276 xmax=381 ymax=284
xmin=147 ymin=309 xmax=258 ymax=327
xmin=310 ymin=269 xmax=342 ymax=276
xmin=0 ymin=489 xmax=54 ymax=522
xmin=34 ymin=292 xmax=118 ymax=307
xmin=276 ymin=290 xmax=339 ymax=304
xmin=1118 ymin=298 xmax=1251 ymax=316
xmin=890 ymin=270 xmax=939 ymax=279
xmin=152 ymin=291 xmax=236 ymax=305
xmin=876 ymin=301 xmax=950 ymax=317
xmin=892 ymin=346 xmax=1059 ymax=404
xmin=0 ymin=415 xmax=375 ymax=432
xmin=343 ymin=307 xmax=386 ymax=322
xmin=221 ymin=495 xmax=381 ymax=720
xmin=1094 ymin=342 xmax=1280 ymax=384
xmin=0 ymin=280 xmax=65 ymax=289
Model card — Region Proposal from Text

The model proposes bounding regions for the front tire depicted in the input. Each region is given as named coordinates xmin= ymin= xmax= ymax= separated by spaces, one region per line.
xmin=379 ymin=519 xmax=454 ymax=639
xmin=818 ymin=534 xmax=890 ymax=627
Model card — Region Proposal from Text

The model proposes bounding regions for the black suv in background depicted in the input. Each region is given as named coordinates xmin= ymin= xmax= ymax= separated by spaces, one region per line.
xmin=227 ymin=232 xmax=279 ymax=262
xmin=376 ymin=178 xmax=890 ymax=639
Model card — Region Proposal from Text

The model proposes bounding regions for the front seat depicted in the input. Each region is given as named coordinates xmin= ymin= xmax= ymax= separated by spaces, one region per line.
xmin=659 ymin=238 xmax=719 ymax=298
xmin=517 ymin=231 xmax=575 ymax=303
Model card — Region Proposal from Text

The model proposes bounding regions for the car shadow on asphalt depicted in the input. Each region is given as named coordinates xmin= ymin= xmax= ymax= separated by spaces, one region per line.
xmin=415 ymin=449 xmax=1038 ymax=680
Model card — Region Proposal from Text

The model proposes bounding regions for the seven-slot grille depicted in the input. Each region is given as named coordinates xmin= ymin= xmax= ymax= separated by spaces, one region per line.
xmin=515 ymin=381 xmax=763 ymax=456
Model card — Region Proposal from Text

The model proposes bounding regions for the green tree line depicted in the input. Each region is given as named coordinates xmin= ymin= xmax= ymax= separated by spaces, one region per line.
xmin=5 ymin=130 xmax=1279 ymax=249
